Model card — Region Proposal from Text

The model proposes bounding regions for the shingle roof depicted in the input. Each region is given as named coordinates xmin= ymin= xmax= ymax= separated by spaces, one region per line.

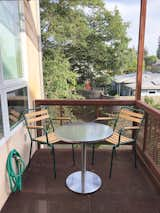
xmin=114 ymin=72 xmax=160 ymax=90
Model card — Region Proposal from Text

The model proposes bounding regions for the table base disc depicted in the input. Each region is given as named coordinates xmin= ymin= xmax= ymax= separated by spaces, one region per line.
xmin=66 ymin=171 xmax=102 ymax=194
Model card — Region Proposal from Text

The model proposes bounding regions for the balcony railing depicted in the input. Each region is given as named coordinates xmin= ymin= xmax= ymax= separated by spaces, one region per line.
xmin=35 ymin=98 xmax=160 ymax=189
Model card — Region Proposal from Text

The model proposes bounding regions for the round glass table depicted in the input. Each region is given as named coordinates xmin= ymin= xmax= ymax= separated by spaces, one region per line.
xmin=55 ymin=122 xmax=113 ymax=194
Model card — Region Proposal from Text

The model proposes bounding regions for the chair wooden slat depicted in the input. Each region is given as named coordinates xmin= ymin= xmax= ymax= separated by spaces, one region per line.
xmin=27 ymin=114 xmax=49 ymax=124
xmin=106 ymin=132 xmax=133 ymax=144
xmin=27 ymin=125 xmax=43 ymax=129
xmin=121 ymin=109 xmax=143 ymax=118
xmin=96 ymin=117 xmax=115 ymax=121
xmin=124 ymin=126 xmax=140 ymax=130
xmin=35 ymin=132 xmax=60 ymax=144
xmin=10 ymin=109 xmax=20 ymax=117
xmin=9 ymin=114 xmax=18 ymax=122
xmin=25 ymin=109 xmax=48 ymax=118
xmin=119 ymin=113 xmax=142 ymax=123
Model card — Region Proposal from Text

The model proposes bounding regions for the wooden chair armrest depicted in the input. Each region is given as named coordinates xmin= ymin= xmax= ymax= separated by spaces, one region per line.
xmin=27 ymin=125 xmax=43 ymax=129
xmin=95 ymin=116 xmax=116 ymax=121
xmin=52 ymin=116 xmax=71 ymax=121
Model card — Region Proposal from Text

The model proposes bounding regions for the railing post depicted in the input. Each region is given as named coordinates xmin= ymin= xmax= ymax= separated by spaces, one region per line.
xmin=135 ymin=0 xmax=147 ymax=100
xmin=60 ymin=105 xmax=63 ymax=125
xmin=96 ymin=106 xmax=100 ymax=118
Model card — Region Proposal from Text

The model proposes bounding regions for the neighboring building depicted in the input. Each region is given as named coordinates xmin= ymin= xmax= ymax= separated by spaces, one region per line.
xmin=0 ymin=1 xmax=43 ymax=209
xmin=113 ymin=72 xmax=160 ymax=96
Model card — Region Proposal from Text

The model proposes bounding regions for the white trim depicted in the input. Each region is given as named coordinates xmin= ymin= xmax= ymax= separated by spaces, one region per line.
xmin=0 ymin=92 xmax=10 ymax=140
xmin=36 ymin=0 xmax=44 ymax=98
xmin=19 ymin=0 xmax=29 ymax=82
xmin=0 ymin=80 xmax=27 ymax=92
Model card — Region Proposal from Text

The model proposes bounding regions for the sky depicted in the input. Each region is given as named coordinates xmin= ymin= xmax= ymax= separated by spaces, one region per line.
xmin=105 ymin=0 xmax=160 ymax=55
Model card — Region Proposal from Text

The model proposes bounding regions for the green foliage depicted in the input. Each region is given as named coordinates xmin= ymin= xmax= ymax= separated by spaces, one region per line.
xmin=124 ymin=48 xmax=137 ymax=73
xmin=40 ymin=0 xmax=131 ymax=97
xmin=157 ymin=36 xmax=160 ymax=59
xmin=43 ymin=51 xmax=79 ymax=98
xmin=94 ymin=70 xmax=112 ymax=87
xmin=144 ymin=55 xmax=157 ymax=70
xmin=144 ymin=96 xmax=160 ymax=110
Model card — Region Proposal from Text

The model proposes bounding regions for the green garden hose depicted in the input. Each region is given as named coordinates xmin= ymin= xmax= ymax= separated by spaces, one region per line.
xmin=6 ymin=149 xmax=25 ymax=192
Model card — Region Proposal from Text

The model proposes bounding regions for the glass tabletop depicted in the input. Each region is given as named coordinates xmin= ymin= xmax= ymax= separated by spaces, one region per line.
xmin=55 ymin=122 xmax=113 ymax=143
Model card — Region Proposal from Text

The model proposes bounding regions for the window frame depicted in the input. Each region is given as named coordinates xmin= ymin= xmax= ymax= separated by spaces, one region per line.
xmin=0 ymin=0 xmax=29 ymax=146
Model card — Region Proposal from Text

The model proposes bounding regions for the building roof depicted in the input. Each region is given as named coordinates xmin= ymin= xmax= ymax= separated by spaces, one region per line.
xmin=114 ymin=72 xmax=160 ymax=90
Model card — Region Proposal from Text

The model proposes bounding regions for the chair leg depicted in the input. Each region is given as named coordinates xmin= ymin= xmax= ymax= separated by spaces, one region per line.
xmin=28 ymin=140 xmax=33 ymax=166
xmin=91 ymin=144 xmax=95 ymax=165
xmin=114 ymin=148 xmax=117 ymax=158
xmin=51 ymin=146 xmax=56 ymax=178
xmin=133 ymin=143 xmax=137 ymax=168
xmin=72 ymin=144 xmax=75 ymax=165
xmin=109 ymin=146 xmax=116 ymax=179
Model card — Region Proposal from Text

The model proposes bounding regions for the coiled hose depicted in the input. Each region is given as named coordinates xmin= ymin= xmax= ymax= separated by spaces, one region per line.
xmin=6 ymin=149 xmax=25 ymax=192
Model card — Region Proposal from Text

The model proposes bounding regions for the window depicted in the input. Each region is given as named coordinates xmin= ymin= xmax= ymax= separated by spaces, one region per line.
xmin=0 ymin=1 xmax=22 ymax=80
xmin=149 ymin=90 xmax=156 ymax=94
xmin=7 ymin=87 xmax=28 ymax=129
xmin=0 ymin=1 xmax=28 ymax=143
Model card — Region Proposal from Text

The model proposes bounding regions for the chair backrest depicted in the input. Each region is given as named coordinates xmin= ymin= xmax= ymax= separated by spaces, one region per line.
xmin=24 ymin=109 xmax=49 ymax=125
xmin=114 ymin=106 xmax=144 ymax=138
xmin=119 ymin=108 xmax=144 ymax=124
xmin=23 ymin=108 xmax=50 ymax=141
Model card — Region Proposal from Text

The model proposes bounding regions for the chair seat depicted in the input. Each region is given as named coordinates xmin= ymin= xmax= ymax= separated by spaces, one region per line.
xmin=105 ymin=131 xmax=134 ymax=145
xmin=35 ymin=132 xmax=60 ymax=144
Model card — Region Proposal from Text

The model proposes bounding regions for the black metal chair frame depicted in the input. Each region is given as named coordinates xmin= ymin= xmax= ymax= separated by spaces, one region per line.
xmin=23 ymin=107 xmax=75 ymax=178
xmin=92 ymin=106 xmax=144 ymax=179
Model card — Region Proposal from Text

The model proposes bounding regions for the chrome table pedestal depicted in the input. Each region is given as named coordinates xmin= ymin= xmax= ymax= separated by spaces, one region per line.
xmin=55 ymin=122 xmax=113 ymax=194
xmin=66 ymin=143 xmax=101 ymax=194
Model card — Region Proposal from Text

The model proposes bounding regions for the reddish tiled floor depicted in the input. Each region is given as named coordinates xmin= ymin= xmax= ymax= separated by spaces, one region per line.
xmin=1 ymin=149 xmax=160 ymax=213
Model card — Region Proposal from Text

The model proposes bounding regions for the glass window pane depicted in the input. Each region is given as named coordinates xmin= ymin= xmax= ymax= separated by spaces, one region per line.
xmin=0 ymin=97 xmax=4 ymax=138
xmin=0 ymin=1 xmax=22 ymax=80
xmin=7 ymin=87 xmax=28 ymax=129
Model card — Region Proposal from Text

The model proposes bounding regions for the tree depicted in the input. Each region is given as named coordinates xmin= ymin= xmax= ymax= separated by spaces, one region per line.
xmin=40 ymin=0 xmax=130 ymax=97
xmin=144 ymin=55 xmax=157 ymax=70
xmin=43 ymin=50 xmax=78 ymax=98
xmin=124 ymin=48 xmax=137 ymax=73
xmin=157 ymin=36 xmax=160 ymax=59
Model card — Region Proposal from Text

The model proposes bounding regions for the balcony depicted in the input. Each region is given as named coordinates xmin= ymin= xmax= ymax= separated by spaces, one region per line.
xmin=1 ymin=99 xmax=160 ymax=213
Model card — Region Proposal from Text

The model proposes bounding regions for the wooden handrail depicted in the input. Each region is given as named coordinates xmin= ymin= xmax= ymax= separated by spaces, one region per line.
xmin=35 ymin=99 xmax=160 ymax=118
xmin=136 ymin=100 xmax=160 ymax=117
xmin=35 ymin=99 xmax=136 ymax=106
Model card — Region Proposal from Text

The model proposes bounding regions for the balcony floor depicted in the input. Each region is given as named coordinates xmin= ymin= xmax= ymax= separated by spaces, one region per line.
xmin=2 ymin=149 xmax=160 ymax=213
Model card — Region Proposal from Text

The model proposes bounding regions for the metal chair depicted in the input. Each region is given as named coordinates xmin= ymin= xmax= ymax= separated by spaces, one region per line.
xmin=23 ymin=108 xmax=75 ymax=178
xmin=92 ymin=106 xmax=144 ymax=178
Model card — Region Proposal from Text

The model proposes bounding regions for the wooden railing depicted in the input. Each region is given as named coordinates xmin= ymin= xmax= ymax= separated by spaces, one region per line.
xmin=135 ymin=100 xmax=160 ymax=189
xmin=35 ymin=98 xmax=160 ymax=189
